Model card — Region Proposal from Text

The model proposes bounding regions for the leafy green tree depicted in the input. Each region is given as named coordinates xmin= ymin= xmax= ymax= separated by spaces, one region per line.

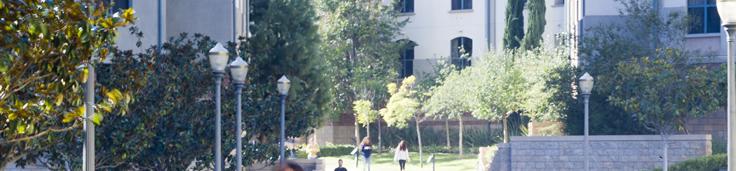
xmin=423 ymin=69 xmax=474 ymax=156
xmin=503 ymin=0 xmax=525 ymax=49
xmin=608 ymin=52 xmax=723 ymax=170
xmin=0 ymin=0 xmax=138 ymax=167
xmin=521 ymin=0 xmax=546 ymax=50
xmin=564 ymin=0 xmax=711 ymax=136
xmin=316 ymin=0 xmax=407 ymax=145
xmin=379 ymin=76 xmax=423 ymax=164
xmin=354 ymin=100 xmax=379 ymax=136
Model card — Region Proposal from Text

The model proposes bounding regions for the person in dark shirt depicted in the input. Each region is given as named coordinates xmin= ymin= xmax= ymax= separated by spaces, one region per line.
xmin=334 ymin=159 xmax=348 ymax=171
xmin=360 ymin=136 xmax=373 ymax=171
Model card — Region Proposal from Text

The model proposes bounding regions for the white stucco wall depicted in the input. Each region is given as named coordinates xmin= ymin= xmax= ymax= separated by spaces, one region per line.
xmin=398 ymin=0 xmax=490 ymax=76
xmin=116 ymin=0 xmax=166 ymax=53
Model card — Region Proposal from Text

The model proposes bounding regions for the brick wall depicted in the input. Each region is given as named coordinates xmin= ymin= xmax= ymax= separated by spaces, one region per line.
xmin=490 ymin=135 xmax=712 ymax=171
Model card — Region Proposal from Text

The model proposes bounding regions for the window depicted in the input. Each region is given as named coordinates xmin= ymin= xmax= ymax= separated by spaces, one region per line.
xmin=399 ymin=43 xmax=415 ymax=78
xmin=104 ymin=0 xmax=131 ymax=13
xmin=396 ymin=0 xmax=414 ymax=13
xmin=688 ymin=0 xmax=720 ymax=34
xmin=451 ymin=37 xmax=472 ymax=69
xmin=451 ymin=0 xmax=472 ymax=10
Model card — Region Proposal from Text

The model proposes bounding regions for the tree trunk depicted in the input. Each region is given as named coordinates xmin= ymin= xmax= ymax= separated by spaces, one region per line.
xmin=445 ymin=118 xmax=451 ymax=149
xmin=366 ymin=123 xmax=371 ymax=139
xmin=378 ymin=118 xmax=382 ymax=152
xmin=458 ymin=116 xmax=464 ymax=156
xmin=354 ymin=119 xmax=360 ymax=146
xmin=415 ymin=117 xmax=424 ymax=168
xmin=503 ymin=112 xmax=511 ymax=143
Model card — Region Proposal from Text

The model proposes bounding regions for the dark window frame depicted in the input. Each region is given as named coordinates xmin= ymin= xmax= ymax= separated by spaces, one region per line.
xmin=451 ymin=0 xmax=472 ymax=10
xmin=688 ymin=0 xmax=720 ymax=34
xmin=397 ymin=0 xmax=414 ymax=13
xmin=451 ymin=37 xmax=472 ymax=69
xmin=399 ymin=44 xmax=415 ymax=78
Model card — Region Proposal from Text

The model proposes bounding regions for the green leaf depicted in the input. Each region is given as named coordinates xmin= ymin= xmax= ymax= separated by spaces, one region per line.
xmin=91 ymin=113 xmax=103 ymax=125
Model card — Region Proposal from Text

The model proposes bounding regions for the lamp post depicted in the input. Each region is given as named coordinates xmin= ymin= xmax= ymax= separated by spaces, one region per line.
xmin=578 ymin=72 xmax=594 ymax=171
xmin=80 ymin=63 xmax=95 ymax=171
xmin=229 ymin=57 xmax=248 ymax=171
xmin=277 ymin=76 xmax=291 ymax=165
xmin=716 ymin=1 xmax=736 ymax=170
xmin=209 ymin=43 xmax=229 ymax=171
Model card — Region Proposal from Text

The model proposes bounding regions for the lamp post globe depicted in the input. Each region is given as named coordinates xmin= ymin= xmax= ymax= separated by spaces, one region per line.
xmin=579 ymin=72 xmax=594 ymax=95
xmin=209 ymin=43 xmax=229 ymax=73
xmin=278 ymin=75 xmax=291 ymax=95
xmin=716 ymin=1 xmax=736 ymax=170
xmin=229 ymin=57 xmax=249 ymax=84
xmin=717 ymin=0 xmax=736 ymax=26
xmin=578 ymin=72 xmax=594 ymax=171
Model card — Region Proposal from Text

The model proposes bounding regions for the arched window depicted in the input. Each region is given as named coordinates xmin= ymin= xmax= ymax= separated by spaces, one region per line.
xmin=451 ymin=37 xmax=472 ymax=69
xmin=399 ymin=41 xmax=417 ymax=78
xmin=451 ymin=0 xmax=472 ymax=10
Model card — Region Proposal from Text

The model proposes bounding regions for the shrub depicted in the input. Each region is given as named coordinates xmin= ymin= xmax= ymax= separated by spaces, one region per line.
xmin=653 ymin=154 xmax=726 ymax=171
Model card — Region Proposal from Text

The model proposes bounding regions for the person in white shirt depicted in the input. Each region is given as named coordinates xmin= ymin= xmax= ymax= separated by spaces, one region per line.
xmin=393 ymin=140 xmax=409 ymax=171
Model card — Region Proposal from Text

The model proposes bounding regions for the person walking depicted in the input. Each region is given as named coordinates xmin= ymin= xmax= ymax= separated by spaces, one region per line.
xmin=360 ymin=137 xmax=373 ymax=171
xmin=393 ymin=140 xmax=409 ymax=171
xmin=334 ymin=159 xmax=348 ymax=171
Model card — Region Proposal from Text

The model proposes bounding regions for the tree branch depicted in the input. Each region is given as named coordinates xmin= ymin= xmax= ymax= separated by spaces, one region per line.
xmin=1 ymin=123 xmax=80 ymax=145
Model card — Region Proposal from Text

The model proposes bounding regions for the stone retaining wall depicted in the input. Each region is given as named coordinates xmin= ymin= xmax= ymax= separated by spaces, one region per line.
xmin=490 ymin=135 xmax=711 ymax=171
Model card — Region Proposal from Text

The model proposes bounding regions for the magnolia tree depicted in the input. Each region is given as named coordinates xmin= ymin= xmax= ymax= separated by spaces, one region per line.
xmin=0 ymin=0 xmax=139 ymax=167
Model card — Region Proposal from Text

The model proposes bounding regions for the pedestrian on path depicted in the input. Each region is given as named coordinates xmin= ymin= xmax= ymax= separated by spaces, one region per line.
xmin=393 ymin=140 xmax=409 ymax=171
xmin=360 ymin=137 xmax=373 ymax=171
xmin=334 ymin=159 xmax=348 ymax=171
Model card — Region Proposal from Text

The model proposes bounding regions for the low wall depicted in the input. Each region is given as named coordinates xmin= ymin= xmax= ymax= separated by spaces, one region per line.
xmin=490 ymin=135 xmax=712 ymax=171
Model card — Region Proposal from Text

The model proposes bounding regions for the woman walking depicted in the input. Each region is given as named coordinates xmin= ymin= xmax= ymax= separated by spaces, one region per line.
xmin=360 ymin=137 xmax=373 ymax=171
xmin=394 ymin=140 xmax=409 ymax=171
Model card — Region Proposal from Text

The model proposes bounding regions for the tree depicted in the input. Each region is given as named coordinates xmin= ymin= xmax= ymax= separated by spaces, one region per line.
xmin=316 ymin=0 xmax=407 ymax=146
xmin=379 ymin=76 xmax=421 ymax=164
xmin=354 ymin=100 xmax=379 ymax=136
xmin=503 ymin=0 xmax=525 ymax=49
xmin=423 ymin=69 xmax=474 ymax=156
xmin=521 ymin=0 xmax=546 ymax=50
xmin=609 ymin=53 xmax=723 ymax=170
xmin=564 ymin=0 xmax=709 ymax=136
xmin=40 ymin=0 xmax=331 ymax=169
xmin=0 ymin=0 xmax=138 ymax=168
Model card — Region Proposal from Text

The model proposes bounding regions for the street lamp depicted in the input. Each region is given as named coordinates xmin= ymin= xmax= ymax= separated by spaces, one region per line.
xmin=277 ymin=75 xmax=290 ymax=165
xmin=209 ymin=43 xmax=229 ymax=171
xmin=229 ymin=57 xmax=248 ymax=171
xmin=716 ymin=1 xmax=736 ymax=170
xmin=578 ymin=72 xmax=594 ymax=171
xmin=77 ymin=63 xmax=95 ymax=171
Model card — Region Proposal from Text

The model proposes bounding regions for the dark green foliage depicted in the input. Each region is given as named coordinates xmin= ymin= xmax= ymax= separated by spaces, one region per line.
xmin=653 ymin=154 xmax=726 ymax=171
xmin=503 ymin=0 xmax=525 ymax=49
xmin=244 ymin=0 xmax=331 ymax=141
xmin=521 ymin=0 xmax=546 ymax=50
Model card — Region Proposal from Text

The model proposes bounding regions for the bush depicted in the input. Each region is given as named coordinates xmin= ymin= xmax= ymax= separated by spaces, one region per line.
xmin=653 ymin=154 xmax=726 ymax=171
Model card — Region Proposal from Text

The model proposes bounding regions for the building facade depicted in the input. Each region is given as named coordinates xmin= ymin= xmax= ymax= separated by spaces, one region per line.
xmin=115 ymin=0 xmax=250 ymax=53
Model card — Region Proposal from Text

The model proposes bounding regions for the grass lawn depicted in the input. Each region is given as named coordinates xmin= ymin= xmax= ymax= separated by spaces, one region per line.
xmin=321 ymin=152 xmax=478 ymax=171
